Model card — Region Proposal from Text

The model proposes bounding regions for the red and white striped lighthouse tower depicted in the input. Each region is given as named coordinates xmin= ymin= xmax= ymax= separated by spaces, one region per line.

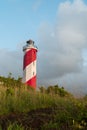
xmin=22 ymin=40 xmax=38 ymax=89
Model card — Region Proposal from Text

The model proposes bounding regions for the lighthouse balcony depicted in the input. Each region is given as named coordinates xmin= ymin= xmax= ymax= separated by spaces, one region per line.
xmin=23 ymin=45 xmax=38 ymax=51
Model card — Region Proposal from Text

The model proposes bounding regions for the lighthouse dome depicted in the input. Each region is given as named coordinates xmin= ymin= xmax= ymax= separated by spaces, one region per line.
xmin=26 ymin=40 xmax=34 ymax=45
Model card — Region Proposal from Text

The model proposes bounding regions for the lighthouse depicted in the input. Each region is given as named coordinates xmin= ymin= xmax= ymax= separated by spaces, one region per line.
xmin=22 ymin=40 xmax=38 ymax=89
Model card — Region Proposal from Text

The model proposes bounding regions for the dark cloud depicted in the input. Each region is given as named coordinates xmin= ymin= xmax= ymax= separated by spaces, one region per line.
xmin=37 ymin=0 xmax=87 ymax=95
xmin=0 ymin=48 xmax=23 ymax=78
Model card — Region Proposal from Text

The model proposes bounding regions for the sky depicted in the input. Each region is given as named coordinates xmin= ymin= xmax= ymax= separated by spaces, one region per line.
xmin=0 ymin=0 xmax=87 ymax=96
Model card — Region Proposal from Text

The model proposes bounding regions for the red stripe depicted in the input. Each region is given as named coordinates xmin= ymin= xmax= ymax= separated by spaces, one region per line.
xmin=26 ymin=76 xmax=36 ymax=89
xmin=23 ymin=49 xmax=37 ymax=70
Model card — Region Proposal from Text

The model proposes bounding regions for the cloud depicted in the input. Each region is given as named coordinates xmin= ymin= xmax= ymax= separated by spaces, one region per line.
xmin=58 ymin=66 xmax=87 ymax=96
xmin=0 ymin=48 xmax=23 ymax=78
xmin=37 ymin=0 xmax=87 ymax=94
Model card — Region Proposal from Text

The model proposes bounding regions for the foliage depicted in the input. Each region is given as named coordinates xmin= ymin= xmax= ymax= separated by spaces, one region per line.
xmin=39 ymin=84 xmax=71 ymax=97
xmin=0 ymin=73 xmax=22 ymax=88
xmin=0 ymin=75 xmax=87 ymax=129
xmin=7 ymin=123 xmax=24 ymax=130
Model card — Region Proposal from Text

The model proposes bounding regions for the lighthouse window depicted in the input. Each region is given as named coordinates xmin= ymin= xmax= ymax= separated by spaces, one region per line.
xmin=33 ymin=72 xmax=34 ymax=75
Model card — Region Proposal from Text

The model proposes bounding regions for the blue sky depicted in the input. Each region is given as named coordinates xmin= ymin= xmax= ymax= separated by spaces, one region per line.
xmin=0 ymin=0 xmax=76 ymax=50
xmin=0 ymin=0 xmax=87 ymax=96
xmin=0 ymin=0 xmax=63 ymax=50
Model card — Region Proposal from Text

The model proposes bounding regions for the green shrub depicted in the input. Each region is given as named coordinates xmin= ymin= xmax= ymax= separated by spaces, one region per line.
xmin=7 ymin=123 xmax=24 ymax=130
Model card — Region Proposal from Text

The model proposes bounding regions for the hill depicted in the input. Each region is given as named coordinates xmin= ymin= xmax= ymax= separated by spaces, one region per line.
xmin=0 ymin=75 xmax=87 ymax=130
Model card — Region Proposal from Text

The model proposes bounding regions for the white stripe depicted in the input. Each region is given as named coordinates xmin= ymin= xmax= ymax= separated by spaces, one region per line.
xmin=23 ymin=60 xmax=36 ymax=82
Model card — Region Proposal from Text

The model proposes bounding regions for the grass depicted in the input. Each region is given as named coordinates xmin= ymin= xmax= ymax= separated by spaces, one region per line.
xmin=0 ymin=85 xmax=87 ymax=129
xmin=0 ymin=85 xmax=73 ymax=114
xmin=7 ymin=123 xmax=24 ymax=130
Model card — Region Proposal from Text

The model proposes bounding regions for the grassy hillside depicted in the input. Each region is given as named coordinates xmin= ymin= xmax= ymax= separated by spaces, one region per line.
xmin=0 ymin=75 xmax=87 ymax=130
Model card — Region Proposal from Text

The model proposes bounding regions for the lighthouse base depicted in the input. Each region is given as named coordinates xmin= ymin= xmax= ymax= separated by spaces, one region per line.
xmin=25 ymin=76 xmax=36 ymax=89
